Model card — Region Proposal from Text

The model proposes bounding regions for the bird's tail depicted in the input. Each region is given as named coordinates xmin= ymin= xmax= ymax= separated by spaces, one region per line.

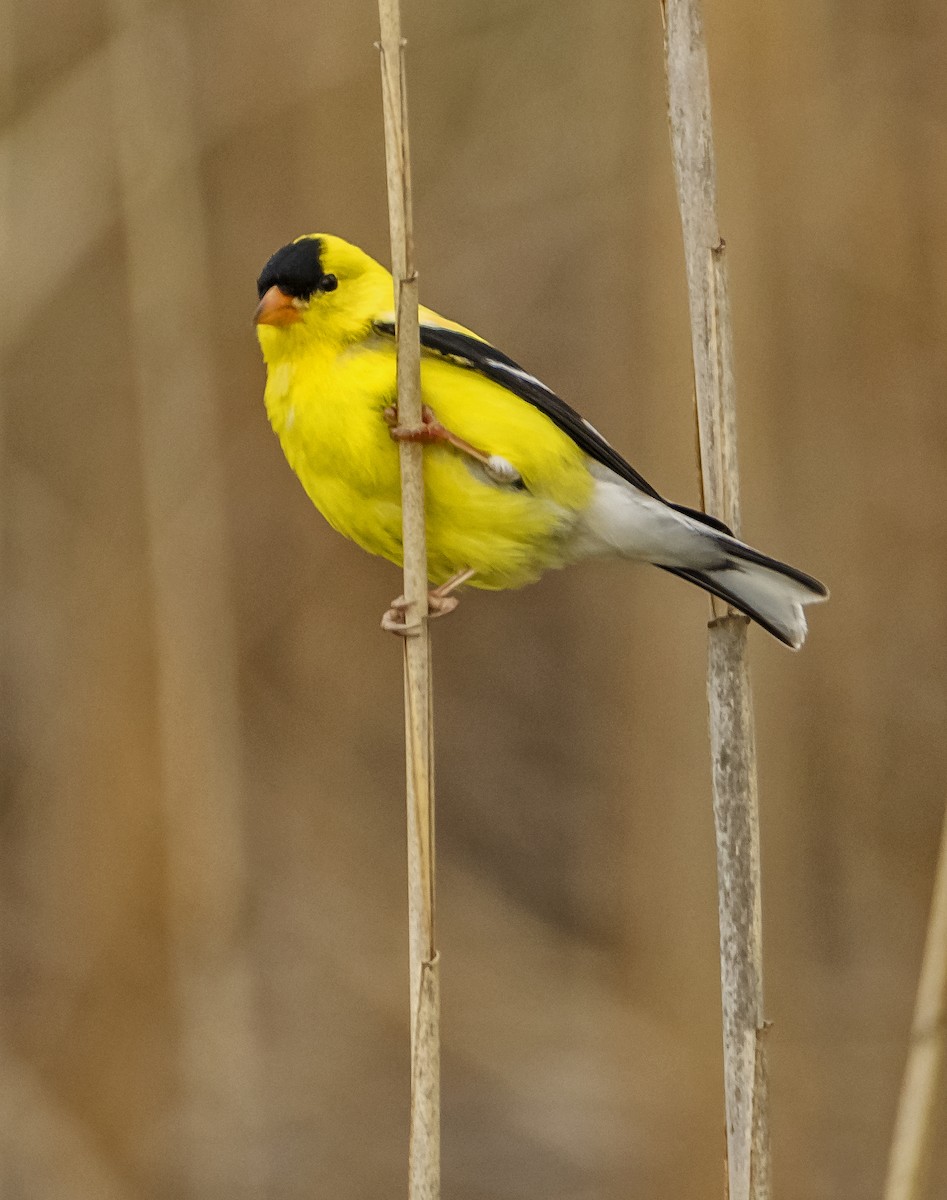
xmin=660 ymin=511 xmax=828 ymax=649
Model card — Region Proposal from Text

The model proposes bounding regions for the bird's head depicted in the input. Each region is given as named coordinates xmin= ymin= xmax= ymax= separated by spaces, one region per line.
xmin=254 ymin=234 xmax=393 ymax=363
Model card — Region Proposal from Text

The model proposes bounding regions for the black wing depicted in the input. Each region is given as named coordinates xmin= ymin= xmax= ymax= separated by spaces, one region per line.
xmin=375 ymin=320 xmax=665 ymax=498
xmin=374 ymin=318 xmax=734 ymax=535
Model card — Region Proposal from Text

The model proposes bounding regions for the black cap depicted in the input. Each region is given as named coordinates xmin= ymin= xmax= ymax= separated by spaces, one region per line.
xmin=257 ymin=237 xmax=327 ymax=300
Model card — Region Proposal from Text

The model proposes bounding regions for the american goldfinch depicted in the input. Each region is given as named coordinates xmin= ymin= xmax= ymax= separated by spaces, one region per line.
xmin=254 ymin=234 xmax=827 ymax=647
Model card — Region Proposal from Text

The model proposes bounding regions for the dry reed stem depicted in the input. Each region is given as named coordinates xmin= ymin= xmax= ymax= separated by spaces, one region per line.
xmin=377 ymin=5 xmax=440 ymax=1198
xmin=108 ymin=4 xmax=263 ymax=1193
xmin=661 ymin=2 xmax=770 ymax=1197
xmin=884 ymin=806 xmax=947 ymax=1200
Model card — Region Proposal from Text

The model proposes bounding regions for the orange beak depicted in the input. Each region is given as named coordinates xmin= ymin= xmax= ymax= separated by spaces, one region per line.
xmin=253 ymin=285 xmax=304 ymax=326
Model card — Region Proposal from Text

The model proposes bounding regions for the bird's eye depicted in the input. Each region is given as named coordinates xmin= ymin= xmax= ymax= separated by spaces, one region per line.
xmin=320 ymin=274 xmax=338 ymax=293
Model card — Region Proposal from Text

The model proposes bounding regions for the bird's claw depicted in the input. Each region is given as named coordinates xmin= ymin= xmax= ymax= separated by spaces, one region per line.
xmin=381 ymin=592 xmax=461 ymax=637
xmin=383 ymin=404 xmax=444 ymax=444
xmin=381 ymin=600 xmax=420 ymax=637
xmin=381 ymin=567 xmax=475 ymax=637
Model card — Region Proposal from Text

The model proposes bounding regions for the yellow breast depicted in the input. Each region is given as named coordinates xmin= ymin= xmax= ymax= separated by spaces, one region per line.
xmin=265 ymin=339 xmax=594 ymax=590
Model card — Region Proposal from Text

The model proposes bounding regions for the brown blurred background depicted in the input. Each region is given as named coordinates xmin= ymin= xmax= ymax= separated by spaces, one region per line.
xmin=2 ymin=0 xmax=946 ymax=1196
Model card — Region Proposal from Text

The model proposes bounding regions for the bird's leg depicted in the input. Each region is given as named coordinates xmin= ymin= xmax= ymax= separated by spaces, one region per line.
xmin=430 ymin=567 xmax=477 ymax=604
xmin=381 ymin=567 xmax=477 ymax=637
xmin=383 ymin=405 xmax=521 ymax=486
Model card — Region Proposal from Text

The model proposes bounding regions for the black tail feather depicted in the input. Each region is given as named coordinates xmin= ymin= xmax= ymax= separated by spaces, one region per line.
xmin=660 ymin=565 xmax=802 ymax=649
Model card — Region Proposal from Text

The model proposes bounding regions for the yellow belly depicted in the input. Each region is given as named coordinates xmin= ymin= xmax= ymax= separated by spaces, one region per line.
xmin=265 ymin=343 xmax=594 ymax=590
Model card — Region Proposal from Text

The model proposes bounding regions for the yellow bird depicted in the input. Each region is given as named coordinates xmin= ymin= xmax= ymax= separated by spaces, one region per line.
xmin=254 ymin=234 xmax=827 ymax=647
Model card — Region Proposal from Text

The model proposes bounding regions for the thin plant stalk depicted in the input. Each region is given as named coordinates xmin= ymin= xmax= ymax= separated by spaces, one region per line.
xmin=661 ymin=2 xmax=771 ymax=1197
xmin=884 ymin=806 xmax=947 ymax=1200
xmin=376 ymin=5 xmax=440 ymax=1199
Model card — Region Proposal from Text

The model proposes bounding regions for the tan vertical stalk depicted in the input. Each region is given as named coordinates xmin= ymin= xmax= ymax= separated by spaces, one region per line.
xmin=661 ymin=3 xmax=770 ymax=1198
xmin=376 ymin=6 xmax=440 ymax=1199
xmin=884 ymin=806 xmax=947 ymax=1200
xmin=108 ymin=4 xmax=263 ymax=1194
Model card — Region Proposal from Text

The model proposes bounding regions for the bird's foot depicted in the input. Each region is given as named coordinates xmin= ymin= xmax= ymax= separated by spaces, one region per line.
xmin=383 ymin=405 xmax=521 ymax=486
xmin=381 ymin=568 xmax=476 ymax=637
xmin=381 ymin=593 xmax=460 ymax=637
xmin=384 ymin=403 xmax=450 ymax=445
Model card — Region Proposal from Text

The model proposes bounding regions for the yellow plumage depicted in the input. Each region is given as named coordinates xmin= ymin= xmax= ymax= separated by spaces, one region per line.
xmin=254 ymin=233 xmax=827 ymax=645
xmin=256 ymin=234 xmax=593 ymax=590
